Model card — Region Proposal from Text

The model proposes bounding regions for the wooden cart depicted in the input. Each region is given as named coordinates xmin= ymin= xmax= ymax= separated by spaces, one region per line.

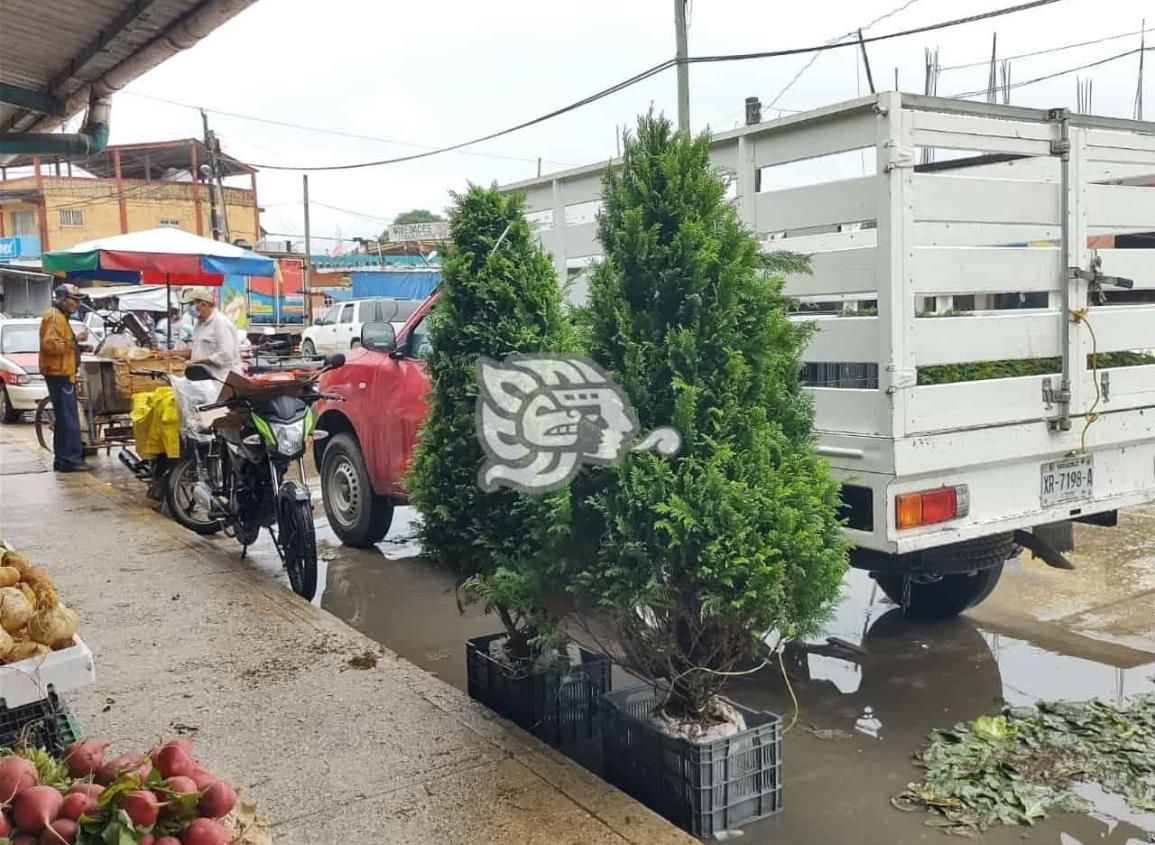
xmin=34 ymin=356 xmax=185 ymax=454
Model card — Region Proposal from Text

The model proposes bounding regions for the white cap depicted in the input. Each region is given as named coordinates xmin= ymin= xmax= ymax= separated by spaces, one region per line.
xmin=180 ymin=286 xmax=215 ymax=305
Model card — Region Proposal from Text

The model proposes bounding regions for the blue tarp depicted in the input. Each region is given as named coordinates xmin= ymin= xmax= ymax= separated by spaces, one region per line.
xmin=350 ymin=271 xmax=440 ymax=300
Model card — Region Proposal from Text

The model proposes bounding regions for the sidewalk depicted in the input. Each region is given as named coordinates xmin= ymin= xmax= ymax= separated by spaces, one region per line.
xmin=0 ymin=433 xmax=695 ymax=845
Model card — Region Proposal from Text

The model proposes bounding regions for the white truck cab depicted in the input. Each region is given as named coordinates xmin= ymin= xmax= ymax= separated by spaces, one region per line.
xmin=501 ymin=94 xmax=1155 ymax=618
xmin=301 ymin=298 xmax=421 ymax=356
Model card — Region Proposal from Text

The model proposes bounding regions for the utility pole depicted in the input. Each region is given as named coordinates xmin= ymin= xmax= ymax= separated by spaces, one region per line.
xmin=302 ymin=174 xmax=313 ymax=324
xmin=200 ymin=109 xmax=230 ymax=242
xmin=674 ymin=0 xmax=690 ymax=134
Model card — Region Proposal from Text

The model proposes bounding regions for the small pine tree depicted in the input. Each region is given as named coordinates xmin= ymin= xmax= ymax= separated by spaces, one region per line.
xmin=578 ymin=114 xmax=848 ymax=720
xmin=408 ymin=185 xmax=574 ymax=658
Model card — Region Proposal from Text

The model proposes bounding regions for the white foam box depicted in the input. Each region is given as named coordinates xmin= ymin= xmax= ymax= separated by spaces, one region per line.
xmin=0 ymin=635 xmax=96 ymax=708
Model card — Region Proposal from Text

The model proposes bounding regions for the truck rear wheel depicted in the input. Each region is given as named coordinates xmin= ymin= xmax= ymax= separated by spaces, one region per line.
xmin=873 ymin=533 xmax=1016 ymax=620
xmin=321 ymin=432 xmax=394 ymax=548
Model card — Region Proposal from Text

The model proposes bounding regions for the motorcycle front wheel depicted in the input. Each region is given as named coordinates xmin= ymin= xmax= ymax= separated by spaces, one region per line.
xmin=278 ymin=481 xmax=318 ymax=600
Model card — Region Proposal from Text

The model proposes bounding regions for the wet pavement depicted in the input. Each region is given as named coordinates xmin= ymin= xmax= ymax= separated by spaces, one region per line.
xmin=21 ymin=428 xmax=1155 ymax=845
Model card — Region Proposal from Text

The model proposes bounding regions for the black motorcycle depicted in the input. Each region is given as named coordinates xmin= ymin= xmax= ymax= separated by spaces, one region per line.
xmin=170 ymin=356 xmax=344 ymax=599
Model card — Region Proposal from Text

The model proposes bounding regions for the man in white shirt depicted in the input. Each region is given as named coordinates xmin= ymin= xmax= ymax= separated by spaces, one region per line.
xmin=176 ymin=287 xmax=241 ymax=383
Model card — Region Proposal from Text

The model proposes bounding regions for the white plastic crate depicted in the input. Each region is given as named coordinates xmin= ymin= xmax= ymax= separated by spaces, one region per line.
xmin=0 ymin=635 xmax=95 ymax=709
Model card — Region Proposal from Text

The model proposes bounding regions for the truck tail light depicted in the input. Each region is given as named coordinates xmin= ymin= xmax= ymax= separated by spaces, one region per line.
xmin=896 ymin=485 xmax=969 ymax=529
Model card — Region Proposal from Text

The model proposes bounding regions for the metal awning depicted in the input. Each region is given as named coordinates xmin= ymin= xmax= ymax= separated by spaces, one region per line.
xmin=0 ymin=0 xmax=260 ymax=135
xmin=1 ymin=139 xmax=255 ymax=178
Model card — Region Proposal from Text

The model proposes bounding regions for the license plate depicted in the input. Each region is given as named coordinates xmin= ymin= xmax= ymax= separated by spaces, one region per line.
xmin=1040 ymin=455 xmax=1093 ymax=507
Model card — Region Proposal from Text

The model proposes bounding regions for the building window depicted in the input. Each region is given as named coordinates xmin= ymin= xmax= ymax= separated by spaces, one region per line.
xmin=58 ymin=209 xmax=85 ymax=228
xmin=158 ymin=218 xmax=181 ymax=228
xmin=9 ymin=211 xmax=35 ymax=236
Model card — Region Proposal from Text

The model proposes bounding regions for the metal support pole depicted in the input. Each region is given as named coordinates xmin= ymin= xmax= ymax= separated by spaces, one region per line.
xmin=674 ymin=0 xmax=690 ymax=133
xmin=857 ymin=30 xmax=876 ymax=94
xmin=1049 ymin=109 xmax=1073 ymax=432
xmin=302 ymin=174 xmax=313 ymax=324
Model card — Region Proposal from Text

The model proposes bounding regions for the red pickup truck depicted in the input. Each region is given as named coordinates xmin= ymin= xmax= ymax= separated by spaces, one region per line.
xmin=313 ymin=294 xmax=437 ymax=546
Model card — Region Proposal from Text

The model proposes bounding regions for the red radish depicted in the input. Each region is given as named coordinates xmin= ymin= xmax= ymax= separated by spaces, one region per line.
xmin=153 ymin=838 xmax=180 ymax=845
xmin=12 ymin=834 xmax=37 ymax=845
xmin=161 ymin=776 xmax=198 ymax=797
xmin=58 ymin=791 xmax=95 ymax=821
xmin=0 ymin=810 xmax=10 ymax=835
xmin=139 ymin=836 xmax=155 ymax=845
xmin=180 ymin=818 xmax=229 ymax=845
xmin=187 ymin=767 xmax=217 ymax=790
xmin=120 ymin=790 xmax=161 ymax=828
xmin=153 ymin=742 xmax=194 ymax=779
xmin=97 ymin=753 xmax=151 ymax=785
xmin=0 ymin=756 xmax=38 ymax=803
xmin=65 ymin=783 xmax=103 ymax=801
xmin=12 ymin=785 xmax=63 ymax=833
xmin=196 ymin=781 xmax=236 ymax=819
xmin=38 ymin=818 xmax=78 ymax=844
xmin=60 ymin=739 xmax=108 ymax=778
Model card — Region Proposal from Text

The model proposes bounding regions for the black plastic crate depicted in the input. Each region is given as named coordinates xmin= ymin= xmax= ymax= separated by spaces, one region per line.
xmin=466 ymin=633 xmax=611 ymax=747
xmin=0 ymin=693 xmax=81 ymax=755
xmin=602 ymin=681 xmax=783 ymax=838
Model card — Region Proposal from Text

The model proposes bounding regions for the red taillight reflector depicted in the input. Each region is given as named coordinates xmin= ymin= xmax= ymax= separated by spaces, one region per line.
xmin=896 ymin=486 xmax=967 ymax=529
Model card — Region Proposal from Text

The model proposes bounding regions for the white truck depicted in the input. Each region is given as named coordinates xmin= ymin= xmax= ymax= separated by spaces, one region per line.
xmin=501 ymin=93 xmax=1155 ymax=618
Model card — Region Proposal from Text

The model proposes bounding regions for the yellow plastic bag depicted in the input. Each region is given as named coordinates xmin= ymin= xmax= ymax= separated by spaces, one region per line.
xmin=131 ymin=387 xmax=181 ymax=459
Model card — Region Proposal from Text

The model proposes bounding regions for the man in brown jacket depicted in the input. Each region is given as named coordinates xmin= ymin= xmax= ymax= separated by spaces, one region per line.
xmin=39 ymin=284 xmax=89 ymax=472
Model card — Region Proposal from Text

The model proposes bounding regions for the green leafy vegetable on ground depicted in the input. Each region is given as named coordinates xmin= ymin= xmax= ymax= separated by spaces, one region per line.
xmin=894 ymin=695 xmax=1155 ymax=836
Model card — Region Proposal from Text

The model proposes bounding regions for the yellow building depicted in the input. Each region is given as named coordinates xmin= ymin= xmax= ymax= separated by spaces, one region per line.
xmin=0 ymin=140 xmax=261 ymax=256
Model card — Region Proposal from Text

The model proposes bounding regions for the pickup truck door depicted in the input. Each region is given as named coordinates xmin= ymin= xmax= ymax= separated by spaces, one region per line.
xmin=312 ymin=304 xmax=341 ymax=353
xmin=334 ymin=302 xmax=356 ymax=350
xmin=364 ymin=308 xmax=432 ymax=497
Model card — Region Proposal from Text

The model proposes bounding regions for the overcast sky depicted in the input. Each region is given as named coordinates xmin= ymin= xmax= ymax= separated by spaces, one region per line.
xmin=99 ymin=0 xmax=1152 ymax=245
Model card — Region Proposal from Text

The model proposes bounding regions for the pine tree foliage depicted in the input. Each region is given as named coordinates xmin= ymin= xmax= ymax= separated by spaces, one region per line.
xmin=408 ymin=185 xmax=574 ymax=656
xmin=578 ymin=114 xmax=848 ymax=718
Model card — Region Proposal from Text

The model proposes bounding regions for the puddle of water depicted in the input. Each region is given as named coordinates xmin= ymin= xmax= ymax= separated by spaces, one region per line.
xmin=82 ymin=449 xmax=1155 ymax=845
xmin=1070 ymin=782 xmax=1155 ymax=837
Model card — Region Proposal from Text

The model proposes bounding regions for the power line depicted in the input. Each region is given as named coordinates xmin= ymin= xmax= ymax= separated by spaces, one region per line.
xmin=120 ymin=90 xmax=579 ymax=168
xmin=246 ymin=58 xmax=677 ymax=171
xmin=308 ymin=201 xmax=393 ymax=223
xmin=946 ymin=46 xmax=1151 ymax=98
xmin=767 ymin=0 xmax=928 ymax=109
xmin=940 ymin=25 xmax=1154 ymax=71
xmin=243 ymin=0 xmax=1065 ymax=172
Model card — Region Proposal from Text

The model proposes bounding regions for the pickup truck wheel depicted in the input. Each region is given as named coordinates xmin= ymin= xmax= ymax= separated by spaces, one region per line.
xmin=873 ymin=533 xmax=1015 ymax=619
xmin=321 ymin=432 xmax=394 ymax=547
xmin=875 ymin=564 xmax=1004 ymax=620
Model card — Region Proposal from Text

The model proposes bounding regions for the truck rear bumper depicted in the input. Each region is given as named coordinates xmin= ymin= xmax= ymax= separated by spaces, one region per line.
xmin=833 ymin=410 xmax=1155 ymax=555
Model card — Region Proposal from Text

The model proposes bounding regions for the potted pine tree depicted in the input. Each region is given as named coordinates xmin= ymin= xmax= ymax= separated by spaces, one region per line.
xmin=408 ymin=185 xmax=609 ymax=747
xmin=576 ymin=114 xmax=849 ymax=836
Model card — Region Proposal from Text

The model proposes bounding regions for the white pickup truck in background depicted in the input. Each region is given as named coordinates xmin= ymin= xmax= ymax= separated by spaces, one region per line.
xmin=501 ymin=93 xmax=1155 ymax=618
xmin=300 ymin=297 xmax=422 ymax=356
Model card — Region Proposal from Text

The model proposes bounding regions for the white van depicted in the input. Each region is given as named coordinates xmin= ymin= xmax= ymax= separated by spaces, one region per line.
xmin=300 ymin=298 xmax=422 ymax=356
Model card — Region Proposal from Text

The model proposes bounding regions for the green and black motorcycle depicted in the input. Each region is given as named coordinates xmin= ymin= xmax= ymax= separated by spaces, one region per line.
xmin=171 ymin=357 xmax=344 ymax=599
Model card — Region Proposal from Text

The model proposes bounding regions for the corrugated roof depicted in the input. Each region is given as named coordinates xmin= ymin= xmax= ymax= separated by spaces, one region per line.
xmin=0 ymin=0 xmax=258 ymax=133
xmin=2 ymin=139 xmax=255 ymax=177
